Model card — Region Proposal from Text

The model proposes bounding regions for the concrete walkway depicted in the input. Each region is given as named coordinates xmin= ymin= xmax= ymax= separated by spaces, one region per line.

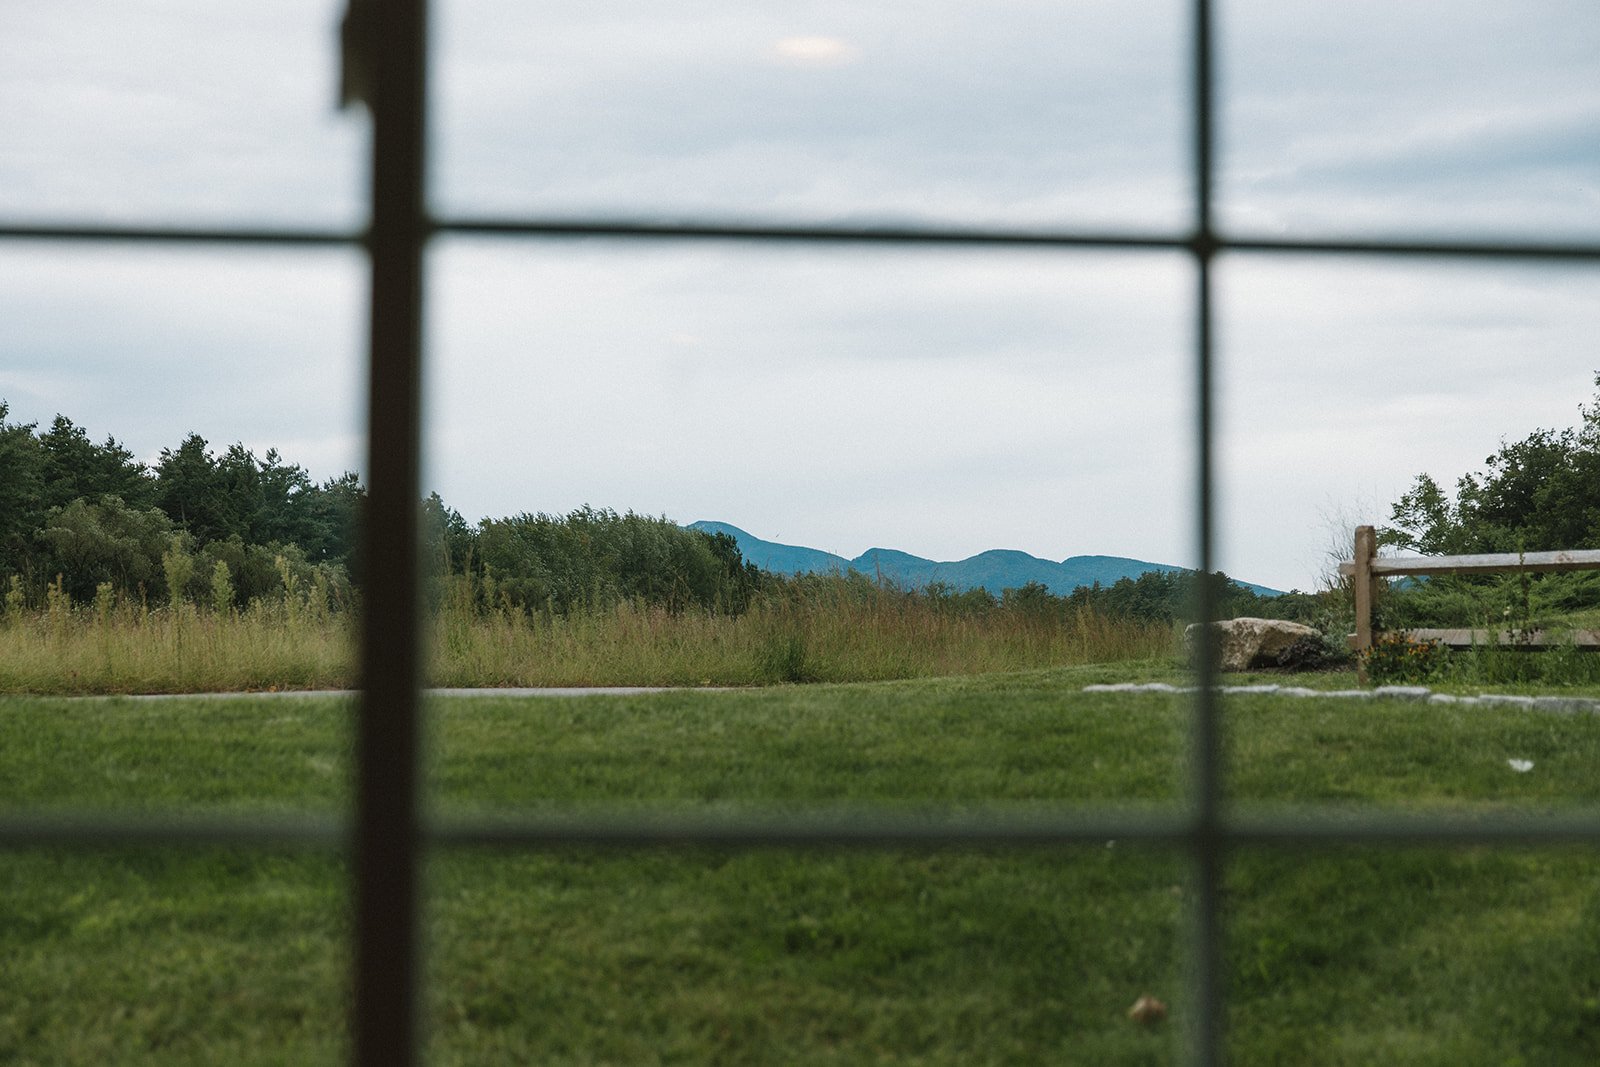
xmin=53 ymin=686 xmax=723 ymax=701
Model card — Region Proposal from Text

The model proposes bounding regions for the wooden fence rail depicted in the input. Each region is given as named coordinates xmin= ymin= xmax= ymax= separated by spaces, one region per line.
xmin=1337 ymin=524 xmax=1600 ymax=680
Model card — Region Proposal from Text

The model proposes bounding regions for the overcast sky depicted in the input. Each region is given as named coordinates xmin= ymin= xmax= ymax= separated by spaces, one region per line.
xmin=2 ymin=1 xmax=1597 ymax=592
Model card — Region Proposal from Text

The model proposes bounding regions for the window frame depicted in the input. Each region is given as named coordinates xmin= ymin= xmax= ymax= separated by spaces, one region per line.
xmin=3 ymin=2 xmax=1600 ymax=1065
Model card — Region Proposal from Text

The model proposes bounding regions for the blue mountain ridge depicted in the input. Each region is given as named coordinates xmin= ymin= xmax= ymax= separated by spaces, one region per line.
xmin=688 ymin=521 xmax=1283 ymax=598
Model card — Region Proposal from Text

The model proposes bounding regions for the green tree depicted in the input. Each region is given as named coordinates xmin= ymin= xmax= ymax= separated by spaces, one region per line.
xmin=1002 ymin=580 xmax=1058 ymax=617
xmin=299 ymin=471 xmax=366 ymax=573
xmin=701 ymin=529 xmax=762 ymax=613
xmin=154 ymin=434 xmax=230 ymax=544
xmin=38 ymin=415 xmax=153 ymax=510
xmin=476 ymin=507 xmax=756 ymax=616
xmin=252 ymin=449 xmax=312 ymax=542
xmin=34 ymin=495 xmax=176 ymax=603
xmin=422 ymin=491 xmax=474 ymax=576
xmin=1383 ymin=373 xmax=1600 ymax=555
xmin=1386 ymin=474 xmax=1464 ymax=554
xmin=192 ymin=536 xmax=331 ymax=608
xmin=0 ymin=403 xmax=46 ymax=577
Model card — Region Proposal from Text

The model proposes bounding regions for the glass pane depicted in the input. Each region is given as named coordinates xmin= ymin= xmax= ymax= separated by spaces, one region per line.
xmin=1226 ymin=847 xmax=1600 ymax=1062
xmin=424 ymin=241 xmax=1194 ymax=698
xmin=1219 ymin=256 xmax=1600 ymax=598
xmin=428 ymin=241 xmax=1191 ymax=582
xmin=0 ymin=245 xmax=363 ymax=784
xmin=1220 ymin=0 xmax=1600 ymax=241
xmin=0 ymin=849 xmax=347 ymax=1064
xmin=0 ymin=2 xmax=364 ymax=227
xmin=1219 ymin=256 xmax=1600 ymax=788
xmin=433 ymin=0 xmax=1187 ymax=231
xmin=427 ymin=849 xmax=1185 ymax=1063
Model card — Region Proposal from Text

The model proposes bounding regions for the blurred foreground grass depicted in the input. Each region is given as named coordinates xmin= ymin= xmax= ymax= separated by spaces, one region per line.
xmin=3 ymin=667 xmax=1599 ymax=1064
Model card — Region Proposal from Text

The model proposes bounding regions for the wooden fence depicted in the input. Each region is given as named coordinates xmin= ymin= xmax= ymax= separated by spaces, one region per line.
xmin=1338 ymin=524 xmax=1600 ymax=679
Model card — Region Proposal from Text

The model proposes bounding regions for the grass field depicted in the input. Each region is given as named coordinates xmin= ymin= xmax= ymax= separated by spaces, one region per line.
xmin=5 ymin=665 xmax=1600 ymax=1063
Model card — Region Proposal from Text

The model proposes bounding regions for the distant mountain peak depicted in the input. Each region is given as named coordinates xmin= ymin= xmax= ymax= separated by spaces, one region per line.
xmin=686 ymin=521 xmax=1281 ymax=597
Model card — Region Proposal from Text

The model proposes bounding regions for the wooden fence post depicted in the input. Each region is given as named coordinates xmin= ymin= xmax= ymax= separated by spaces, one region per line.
xmin=1353 ymin=525 xmax=1376 ymax=683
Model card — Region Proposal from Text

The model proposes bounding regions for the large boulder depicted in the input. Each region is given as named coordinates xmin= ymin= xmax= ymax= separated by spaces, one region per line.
xmin=1183 ymin=617 xmax=1324 ymax=672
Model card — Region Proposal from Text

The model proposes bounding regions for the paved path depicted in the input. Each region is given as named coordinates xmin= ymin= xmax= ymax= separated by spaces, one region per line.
xmin=48 ymin=687 xmax=723 ymax=701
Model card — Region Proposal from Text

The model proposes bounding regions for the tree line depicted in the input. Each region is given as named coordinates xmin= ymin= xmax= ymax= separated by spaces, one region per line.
xmin=1376 ymin=374 xmax=1600 ymax=626
xmin=3 ymin=402 xmax=1291 ymax=622
xmin=0 ymin=404 xmax=762 ymax=615
xmin=23 ymin=369 xmax=1597 ymax=625
xmin=429 ymin=500 xmax=762 ymax=616
xmin=0 ymin=405 xmax=363 ymax=608
xmin=1385 ymin=375 xmax=1600 ymax=557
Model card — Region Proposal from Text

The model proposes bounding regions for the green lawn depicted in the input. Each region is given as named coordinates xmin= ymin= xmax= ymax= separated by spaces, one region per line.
xmin=4 ymin=665 xmax=1600 ymax=1064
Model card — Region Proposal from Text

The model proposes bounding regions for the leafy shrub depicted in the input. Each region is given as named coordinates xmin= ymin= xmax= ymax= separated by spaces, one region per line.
xmin=476 ymin=506 xmax=759 ymax=617
xmin=34 ymin=495 xmax=174 ymax=603
xmin=1363 ymin=632 xmax=1449 ymax=684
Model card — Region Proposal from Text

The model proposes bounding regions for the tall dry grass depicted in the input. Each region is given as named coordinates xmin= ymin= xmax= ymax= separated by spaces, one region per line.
xmin=0 ymin=576 xmax=1176 ymax=694
xmin=0 ymin=587 xmax=351 ymax=695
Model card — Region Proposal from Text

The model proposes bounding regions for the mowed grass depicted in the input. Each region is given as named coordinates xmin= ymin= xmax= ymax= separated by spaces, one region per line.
xmin=4 ymin=666 xmax=1600 ymax=1064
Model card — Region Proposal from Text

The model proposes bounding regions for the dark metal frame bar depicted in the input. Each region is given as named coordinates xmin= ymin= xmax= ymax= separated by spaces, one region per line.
xmin=1 ymin=1 xmax=1598 ymax=1065
xmin=351 ymin=1 xmax=429 ymax=1061
xmin=5 ymin=218 xmax=1600 ymax=261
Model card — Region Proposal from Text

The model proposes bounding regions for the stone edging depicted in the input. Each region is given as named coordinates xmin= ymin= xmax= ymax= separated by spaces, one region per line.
xmin=1082 ymin=682 xmax=1600 ymax=715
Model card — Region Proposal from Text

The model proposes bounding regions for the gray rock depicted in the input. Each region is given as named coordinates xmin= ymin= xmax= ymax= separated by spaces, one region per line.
xmin=1474 ymin=693 xmax=1537 ymax=708
xmin=1183 ymin=617 xmax=1325 ymax=672
xmin=1083 ymin=683 xmax=1600 ymax=718
xmin=1374 ymin=686 xmax=1433 ymax=701
xmin=1532 ymin=696 xmax=1600 ymax=716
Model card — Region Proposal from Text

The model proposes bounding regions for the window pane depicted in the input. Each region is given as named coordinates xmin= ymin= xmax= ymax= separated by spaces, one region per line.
xmin=426 ymin=849 xmax=1186 ymax=1063
xmin=432 ymin=0 xmax=1187 ymax=231
xmin=0 ymin=2 xmax=364 ymax=227
xmin=1226 ymin=847 xmax=1600 ymax=1062
xmin=427 ymin=242 xmax=1191 ymax=581
xmin=1220 ymin=0 xmax=1600 ymax=241
xmin=1219 ymin=255 xmax=1600 ymax=794
xmin=1218 ymin=256 xmax=1600 ymax=597
xmin=423 ymin=242 xmax=1194 ymax=692
xmin=0 ymin=850 xmax=347 ymax=1065
xmin=0 ymin=244 xmax=363 ymax=751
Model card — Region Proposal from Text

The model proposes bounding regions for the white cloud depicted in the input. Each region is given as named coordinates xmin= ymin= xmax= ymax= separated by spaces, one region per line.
xmin=771 ymin=36 xmax=860 ymax=67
